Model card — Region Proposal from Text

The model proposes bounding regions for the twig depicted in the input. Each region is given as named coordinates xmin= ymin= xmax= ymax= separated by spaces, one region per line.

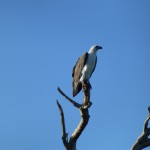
xmin=56 ymin=100 xmax=69 ymax=150
xmin=57 ymin=87 xmax=81 ymax=108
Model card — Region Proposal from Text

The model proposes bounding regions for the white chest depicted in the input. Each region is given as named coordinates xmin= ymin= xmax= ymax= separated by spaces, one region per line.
xmin=80 ymin=53 xmax=96 ymax=82
xmin=86 ymin=53 xmax=96 ymax=66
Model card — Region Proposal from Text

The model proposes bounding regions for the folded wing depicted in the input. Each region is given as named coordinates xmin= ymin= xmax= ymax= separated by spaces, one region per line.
xmin=72 ymin=53 xmax=88 ymax=97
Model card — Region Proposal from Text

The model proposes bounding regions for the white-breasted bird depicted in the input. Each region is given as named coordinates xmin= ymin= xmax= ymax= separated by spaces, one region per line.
xmin=72 ymin=45 xmax=102 ymax=97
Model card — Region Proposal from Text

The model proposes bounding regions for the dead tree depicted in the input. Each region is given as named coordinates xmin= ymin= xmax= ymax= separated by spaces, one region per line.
xmin=56 ymin=82 xmax=150 ymax=150
xmin=56 ymin=82 xmax=91 ymax=150
xmin=131 ymin=107 xmax=150 ymax=150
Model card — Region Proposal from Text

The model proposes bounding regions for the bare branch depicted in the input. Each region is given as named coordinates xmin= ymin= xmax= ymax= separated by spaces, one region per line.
xmin=131 ymin=107 xmax=150 ymax=150
xmin=82 ymin=82 xmax=92 ymax=109
xmin=57 ymin=87 xmax=81 ymax=108
xmin=56 ymin=100 xmax=69 ymax=150
xmin=144 ymin=116 xmax=150 ymax=132
xmin=70 ymin=107 xmax=90 ymax=144
xmin=57 ymin=86 xmax=91 ymax=150
xmin=148 ymin=106 xmax=150 ymax=114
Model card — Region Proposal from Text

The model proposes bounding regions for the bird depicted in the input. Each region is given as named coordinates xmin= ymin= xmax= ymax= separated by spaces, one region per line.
xmin=72 ymin=45 xmax=102 ymax=97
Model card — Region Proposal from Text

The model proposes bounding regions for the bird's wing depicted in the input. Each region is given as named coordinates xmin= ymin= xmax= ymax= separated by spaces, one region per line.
xmin=72 ymin=52 xmax=88 ymax=97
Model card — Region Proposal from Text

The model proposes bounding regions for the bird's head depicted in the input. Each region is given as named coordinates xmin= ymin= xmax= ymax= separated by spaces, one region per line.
xmin=88 ymin=45 xmax=102 ymax=53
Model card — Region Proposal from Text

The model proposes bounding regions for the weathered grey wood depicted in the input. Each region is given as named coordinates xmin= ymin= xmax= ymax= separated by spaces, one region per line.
xmin=56 ymin=100 xmax=69 ymax=150
xmin=57 ymin=85 xmax=150 ymax=150
xmin=131 ymin=107 xmax=150 ymax=150
xmin=57 ymin=83 xmax=91 ymax=150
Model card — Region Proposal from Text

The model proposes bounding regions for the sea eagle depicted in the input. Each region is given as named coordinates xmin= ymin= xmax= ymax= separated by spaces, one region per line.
xmin=72 ymin=45 xmax=102 ymax=97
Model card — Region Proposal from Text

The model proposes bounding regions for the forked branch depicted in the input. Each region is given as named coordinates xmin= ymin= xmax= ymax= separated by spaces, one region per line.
xmin=131 ymin=106 xmax=150 ymax=150
xmin=57 ymin=83 xmax=91 ymax=150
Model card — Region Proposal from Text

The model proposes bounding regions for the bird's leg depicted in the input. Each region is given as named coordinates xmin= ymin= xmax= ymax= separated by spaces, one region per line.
xmin=82 ymin=81 xmax=92 ymax=108
xmin=82 ymin=80 xmax=91 ymax=91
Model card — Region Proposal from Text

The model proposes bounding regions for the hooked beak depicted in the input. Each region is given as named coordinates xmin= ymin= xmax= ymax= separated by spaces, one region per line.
xmin=97 ymin=45 xmax=102 ymax=50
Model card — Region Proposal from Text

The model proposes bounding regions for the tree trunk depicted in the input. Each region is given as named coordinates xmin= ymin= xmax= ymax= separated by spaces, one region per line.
xmin=56 ymin=82 xmax=91 ymax=150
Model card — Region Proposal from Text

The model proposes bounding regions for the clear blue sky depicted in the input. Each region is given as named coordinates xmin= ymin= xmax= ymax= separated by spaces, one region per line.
xmin=0 ymin=0 xmax=150 ymax=150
